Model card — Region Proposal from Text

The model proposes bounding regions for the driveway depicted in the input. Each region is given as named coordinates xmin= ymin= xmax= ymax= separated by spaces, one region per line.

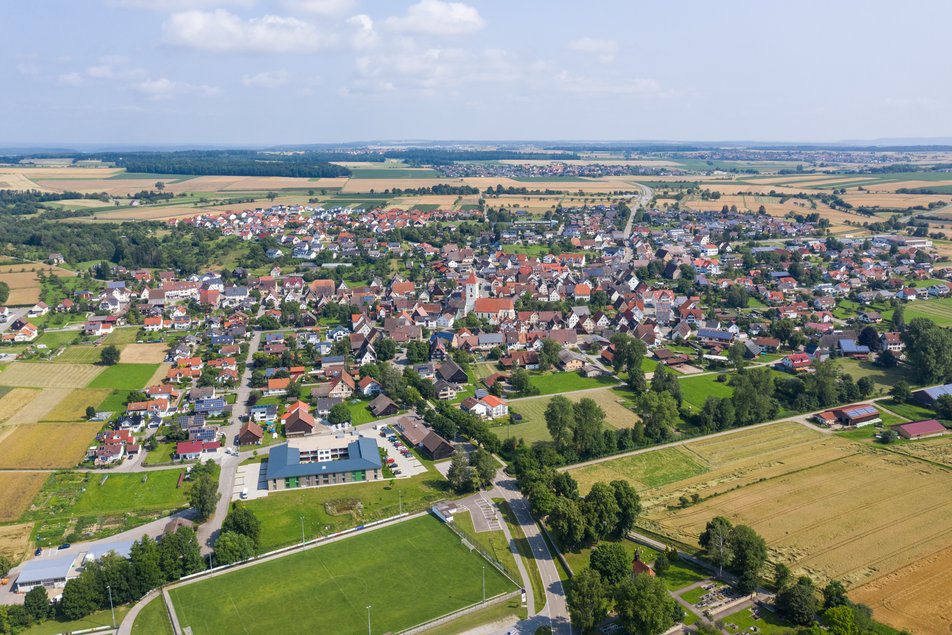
xmin=232 ymin=462 xmax=269 ymax=501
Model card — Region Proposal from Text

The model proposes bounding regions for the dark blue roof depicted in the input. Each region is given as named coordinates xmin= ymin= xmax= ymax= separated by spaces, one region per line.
xmin=839 ymin=339 xmax=870 ymax=354
xmin=266 ymin=438 xmax=382 ymax=481
xmin=697 ymin=328 xmax=733 ymax=341
xmin=920 ymin=384 xmax=952 ymax=401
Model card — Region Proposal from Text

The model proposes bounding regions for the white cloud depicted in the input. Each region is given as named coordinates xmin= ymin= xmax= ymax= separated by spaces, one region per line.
xmin=351 ymin=45 xmax=517 ymax=95
xmin=242 ymin=69 xmax=291 ymax=87
xmin=347 ymin=13 xmax=378 ymax=49
xmin=569 ymin=37 xmax=618 ymax=63
xmin=134 ymin=77 xmax=220 ymax=100
xmin=17 ymin=62 xmax=41 ymax=76
xmin=57 ymin=72 xmax=85 ymax=86
xmin=553 ymin=70 xmax=664 ymax=96
xmin=281 ymin=0 xmax=357 ymax=16
xmin=163 ymin=9 xmax=334 ymax=53
xmin=384 ymin=0 xmax=484 ymax=36
xmin=108 ymin=0 xmax=254 ymax=10
xmin=86 ymin=56 xmax=145 ymax=81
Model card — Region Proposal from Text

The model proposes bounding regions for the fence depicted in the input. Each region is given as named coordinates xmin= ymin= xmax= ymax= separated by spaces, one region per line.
xmin=398 ymin=590 xmax=521 ymax=635
xmin=442 ymin=511 xmax=522 ymax=586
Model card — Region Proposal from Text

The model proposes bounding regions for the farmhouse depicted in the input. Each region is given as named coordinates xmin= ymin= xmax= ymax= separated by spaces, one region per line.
xmin=265 ymin=434 xmax=382 ymax=491
xmin=369 ymin=394 xmax=399 ymax=417
xmin=894 ymin=419 xmax=948 ymax=440
xmin=238 ymin=422 xmax=264 ymax=446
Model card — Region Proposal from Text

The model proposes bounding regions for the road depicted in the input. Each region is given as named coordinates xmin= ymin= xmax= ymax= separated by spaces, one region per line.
xmin=0 ymin=307 xmax=29 ymax=333
xmin=621 ymin=182 xmax=653 ymax=263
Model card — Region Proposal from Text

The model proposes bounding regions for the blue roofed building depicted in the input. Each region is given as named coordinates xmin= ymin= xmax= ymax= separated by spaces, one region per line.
xmin=266 ymin=434 xmax=382 ymax=491
xmin=914 ymin=383 xmax=952 ymax=406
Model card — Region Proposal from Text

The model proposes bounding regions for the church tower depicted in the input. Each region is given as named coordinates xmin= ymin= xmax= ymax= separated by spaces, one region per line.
xmin=463 ymin=271 xmax=479 ymax=315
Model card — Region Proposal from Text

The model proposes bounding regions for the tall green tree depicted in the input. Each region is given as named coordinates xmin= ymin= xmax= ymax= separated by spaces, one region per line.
xmin=614 ymin=574 xmax=683 ymax=635
xmin=222 ymin=505 xmax=261 ymax=548
xmin=777 ymin=576 xmax=819 ymax=625
xmin=904 ymin=317 xmax=952 ymax=383
xmin=584 ymin=482 xmax=621 ymax=541
xmin=446 ymin=452 xmax=472 ymax=494
xmin=730 ymin=525 xmax=768 ymax=593
xmin=549 ymin=497 xmax=587 ymax=549
xmin=650 ymin=365 xmax=681 ymax=405
xmin=100 ymin=345 xmax=120 ymax=366
xmin=188 ymin=470 xmax=220 ymax=521
xmin=544 ymin=396 xmax=576 ymax=454
xmin=469 ymin=448 xmax=497 ymax=489
xmin=699 ymin=516 xmax=734 ymax=577
xmin=573 ymin=398 xmax=606 ymax=458
xmin=214 ymin=531 xmax=255 ymax=565
xmin=566 ymin=568 xmax=610 ymax=633
xmin=158 ymin=526 xmax=204 ymax=581
xmin=24 ymin=586 xmax=53 ymax=621
xmin=611 ymin=480 xmax=641 ymax=536
xmin=59 ymin=570 xmax=101 ymax=620
xmin=589 ymin=543 xmax=630 ymax=585
xmin=129 ymin=536 xmax=165 ymax=597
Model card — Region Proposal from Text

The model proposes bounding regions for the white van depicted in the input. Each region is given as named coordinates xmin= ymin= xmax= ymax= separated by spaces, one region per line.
xmin=240 ymin=488 xmax=248 ymax=499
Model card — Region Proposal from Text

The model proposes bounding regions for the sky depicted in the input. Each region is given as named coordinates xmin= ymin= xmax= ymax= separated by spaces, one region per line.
xmin=2 ymin=0 xmax=951 ymax=146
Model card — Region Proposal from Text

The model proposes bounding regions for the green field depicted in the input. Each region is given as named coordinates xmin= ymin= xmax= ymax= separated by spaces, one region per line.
xmin=505 ymin=388 xmax=640 ymax=445
xmin=245 ymin=468 xmax=447 ymax=550
xmin=103 ymin=327 xmax=141 ymax=345
xmin=72 ymin=469 xmax=189 ymax=515
xmin=721 ymin=605 xmax=793 ymax=635
xmin=131 ymin=596 xmax=174 ymax=635
xmin=35 ymin=330 xmax=80 ymax=349
xmin=22 ymin=607 xmax=131 ymax=635
xmin=87 ymin=363 xmax=159 ymax=390
xmin=570 ymin=447 xmax=709 ymax=493
xmin=833 ymin=359 xmax=917 ymax=395
xmin=904 ymin=296 xmax=952 ymax=326
xmin=169 ymin=516 xmax=516 ymax=635
xmin=527 ymin=372 xmax=617 ymax=396
xmin=678 ymin=374 xmax=734 ymax=410
xmin=97 ymin=388 xmax=132 ymax=414
xmin=54 ymin=345 xmax=103 ymax=364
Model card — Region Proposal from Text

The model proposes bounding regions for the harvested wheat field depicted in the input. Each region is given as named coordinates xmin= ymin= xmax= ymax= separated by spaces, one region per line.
xmin=5 ymin=388 xmax=71 ymax=426
xmin=0 ymin=264 xmax=77 ymax=306
xmin=575 ymin=420 xmax=952 ymax=631
xmin=0 ymin=362 xmax=103 ymax=389
xmin=0 ymin=422 xmax=101 ymax=469
xmin=121 ymin=343 xmax=167 ymax=364
xmin=851 ymin=544 xmax=952 ymax=634
xmin=36 ymin=178 xmax=160 ymax=195
xmin=841 ymin=193 xmax=950 ymax=208
xmin=0 ymin=522 xmax=36 ymax=561
xmin=865 ymin=180 xmax=952 ymax=192
xmin=0 ymin=388 xmax=41 ymax=424
xmin=0 ymin=474 xmax=48 ymax=521
xmin=40 ymin=388 xmax=111 ymax=422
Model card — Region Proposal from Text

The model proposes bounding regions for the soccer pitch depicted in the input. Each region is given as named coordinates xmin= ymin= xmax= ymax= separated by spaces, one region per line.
xmin=169 ymin=515 xmax=517 ymax=634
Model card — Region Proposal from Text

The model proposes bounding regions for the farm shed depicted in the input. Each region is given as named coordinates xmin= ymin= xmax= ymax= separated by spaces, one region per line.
xmin=894 ymin=419 xmax=948 ymax=440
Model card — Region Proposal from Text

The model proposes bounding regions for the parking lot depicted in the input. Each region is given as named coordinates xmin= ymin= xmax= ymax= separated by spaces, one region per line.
xmin=232 ymin=462 xmax=269 ymax=501
xmin=371 ymin=427 xmax=427 ymax=478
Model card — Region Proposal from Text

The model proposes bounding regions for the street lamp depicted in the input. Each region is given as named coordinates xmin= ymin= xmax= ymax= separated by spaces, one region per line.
xmin=106 ymin=584 xmax=116 ymax=629
xmin=482 ymin=566 xmax=485 ymax=603
xmin=300 ymin=515 xmax=305 ymax=545
xmin=366 ymin=605 xmax=372 ymax=635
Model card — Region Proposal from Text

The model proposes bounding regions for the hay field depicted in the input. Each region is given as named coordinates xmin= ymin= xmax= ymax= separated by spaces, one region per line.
xmin=626 ymin=422 xmax=952 ymax=595
xmin=0 ymin=522 xmax=36 ymax=561
xmin=865 ymin=180 xmax=952 ymax=192
xmin=5 ymin=387 xmax=71 ymax=426
xmin=121 ymin=343 xmax=167 ymax=364
xmin=40 ymin=388 xmax=112 ymax=422
xmin=0 ymin=173 xmax=51 ymax=191
xmin=506 ymin=388 xmax=639 ymax=444
xmin=0 ymin=166 xmax=122 ymax=179
xmin=37 ymin=179 xmax=159 ymax=195
xmin=0 ymin=388 xmax=40 ymax=424
xmin=851 ymin=544 xmax=952 ymax=634
xmin=55 ymin=346 xmax=104 ymax=364
xmin=841 ymin=193 xmax=950 ymax=208
xmin=0 ymin=422 xmax=101 ymax=469
xmin=0 ymin=473 xmax=48 ymax=521
xmin=0 ymin=362 xmax=103 ymax=388
xmin=0 ymin=263 xmax=78 ymax=306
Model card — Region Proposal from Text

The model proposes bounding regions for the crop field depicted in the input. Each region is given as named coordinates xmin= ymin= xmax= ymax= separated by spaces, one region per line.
xmin=0 ymin=473 xmax=49 ymax=522
xmin=0 ymin=362 xmax=102 ymax=388
xmin=4 ymin=388 xmax=71 ymax=426
xmin=0 ymin=264 xmax=77 ymax=305
xmin=0 ymin=388 xmax=41 ymax=424
xmin=903 ymin=296 xmax=952 ymax=326
xmin=86 ymin=363 xmax=160 ymax=390
xmin=571 ymin=447 xmax=709 ymax=492
xmin=40 ymin=388 xmax=112 ymax=422
xmin=120 ymin=343 xmax=168 ymax=363
xmin=605 ymin=421 xmax=952 ymax=630
xmin=169 ymin=515 xmax=516 ymax=635
xmin=0 ymin=522 xmax=35 ymax=562
xmin=0 ymin=422 xmax=102 ymax=469
xmin=505 ymin=388 xmax=639 ymax=444
xmin=54 ymin=345 xmax=103 ymax=364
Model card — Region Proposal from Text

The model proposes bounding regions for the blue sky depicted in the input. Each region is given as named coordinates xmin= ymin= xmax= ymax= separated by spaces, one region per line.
xmin=2 ymin=0 xmax=950 ymax=145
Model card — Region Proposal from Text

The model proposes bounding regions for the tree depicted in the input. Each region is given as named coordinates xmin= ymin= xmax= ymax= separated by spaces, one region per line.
xmin=375 ymin=338 xmax=396 ymax=362
xmin=904 ymin=318 xmax=952 ymax=383
xmin=447 ymin=452 xmax=472 ymax=494
xmin=727 ymin=341 xmax=747 ymax=372
xmin=85 ymin=405 xmax=96 ymax=419
xmin=892 ymin=302 xmax=905 ymax=331
xmin=221 ymin=505 xmax=261 ymax=548
xmin=129 ymin=536 xmax=165 ymax=597
xmin=823 ymin=605 xmax=859 ymax=635
xmin=510 ymin=368 xmax=535 ymax=395
xmin=155 ymin=181 xmax=165 ymax=191
xmin=328 ymin=402 xmax=352 ymax=426
xmin=730 ymin=525 xmax=767 ymax=593
xmin=100 ymin=345 xmax=120 ymax=365
xmin=777 ymin=576 xmax=819 ymax=625
xmin=650 ymin=365 xmax=682 ymax=405
xmin=730 ymin=368 xmax=778 ymax=425
xmin=214 ymin=531 xmax=255 ymax=565
xmin=856 ymin=376 xmax=875 ymax=398
xmin=610 ymin=334 xmax=647 ymax=373
xmin=627 ymin=367 xmax=647 ymax=393
xmin=566 ymin=568 xmax=610 ymax=633
xmin=584 ymin=482 xmax=621 ymax=541
xmin=266 ymin=191 xmax=278 ymax=203
xmin=890 ymin=380 xmax=911 ymax=404
xmin=573 ymin=398 xmax=606 ymax=458
xmin=552 ymin=472 xmax=579 ymax=500
xmin=0 ymin=281 xmax=8 ymax=304
xmin=544 ymin=395 xmax=576 ymax=454
xmin=653 ymin=551 xmax=670 ymax=577
xmin=934 ymin=394 xmax=952 ymax=420
xmin=878 ymin=349 xmax=898 ymax=368
xmin=774 ymin=563 xmax=793 ymax=591
xmin=878 ymin=428 xmax=898 ymax=444
xmin=538 ymin=338 xmax=562 ymax=371
xmin=549 ymin=497 xmax=587 ymax=549
xmin=589 ymin=543 xmax=630 ymax=585
xmin=469 ymin=448 xmax=497 ymax=489
xmin=158 ymin=526 xmax=204 ymax=581
xmin=187 ymin=468 xmax=220 ymax=521
xmin=822 ymin=579 xmax=849 ymax=609
xmin=24 ymin=586 xmax=53 ymax=622
xmin=611 ymin=480 xmax=641 ymax=536
xmin=858 ymin=326 xmax=882 ymax=352
xmin=59 ymin=570 xmax=101 ymax=620
xmin=614 ymin=574 xmax=683 ymax=635
xmin=699 ymin=516 xmax=733 ymax=577
xmin=636 ymin=391 xmax=679 ymax=443
xmin=406 ymin=340 xmax=429 ymax=363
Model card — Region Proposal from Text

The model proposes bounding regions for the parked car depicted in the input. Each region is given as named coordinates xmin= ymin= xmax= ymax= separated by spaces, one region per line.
xmin=58 ymin=543 xmax=70 ymax=550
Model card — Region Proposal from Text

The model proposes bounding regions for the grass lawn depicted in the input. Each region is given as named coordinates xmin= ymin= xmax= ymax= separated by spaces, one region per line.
xmin=527 ymin=371 xmax=617 ymax=396
xmin=345 ymin=399 xmax=404 ymax=426
xmin=505 ymin=388 xmax=640 ymax=445
xmin=570 ymin=447 xmax=709 ymax=493
xmin=422 ymin=598 xmax=526 ymax=635
xmin=455 ymin=508 xmax=521 ymax=587
xmin=72 ymin=469 xmax=189 ymax=516
xmin=54 ymin=345 xmax=103 ymax=364
xmin=245 ymin=468 xmax=448 ymax=550
xmin=35 ymin=330 xmax=80 ymax=349
xmin=721 ymin=605 xmax=793 ymax=635
xmin=904 ymin=296 xmax=952 ymax=326
xmin=833 ymin=359 xmax=918 ymax=395
xmin=680 ymin=583 xmax=725 ymax=605
xmin=131 ymin=596 xmax=174 ymax=635
xmin=87 ymin=363 xmax=160 ymax=390
xmin=22 ymin=607 xmax=130 ymax=635
xmin=678 ymin=374 xmax=734 ymax=410
xmin=104 ymin=327 xmax=141 ymax=346
xmin=495 ymin=498 xmax=546 ymax=612
xmin=878 ymin=399 xmax=941 ymax=422
xmin=169 ymin=515 xmax=516 ymax=635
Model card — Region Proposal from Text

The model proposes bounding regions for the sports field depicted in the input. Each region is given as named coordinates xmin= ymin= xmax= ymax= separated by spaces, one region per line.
xmin=86 ymin=363 xmax=160 ymax=390
xmin=505 ymin=388 xmax=640 ymax=444
xmin=584 ymin=421 xmax=952 ymax=632
xmin=168 ymin=515 xmax=516 ymax=635
xmin=0 ymin=422 xmax=102 ymax=469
